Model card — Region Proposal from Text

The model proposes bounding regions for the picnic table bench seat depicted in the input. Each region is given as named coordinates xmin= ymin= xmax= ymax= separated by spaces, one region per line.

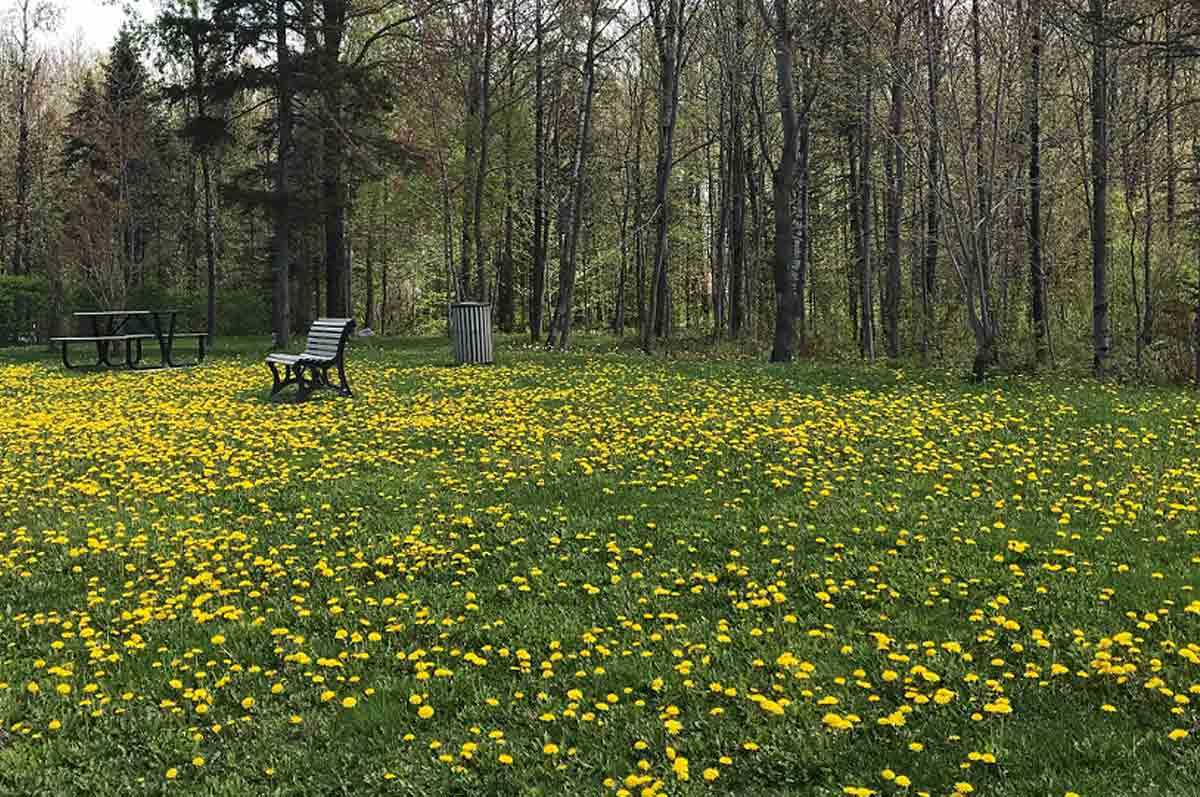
xmin=51 ymin=333 xmax=156 ymax=369
xmin=265 ymin=318 xmax=355 ymax=401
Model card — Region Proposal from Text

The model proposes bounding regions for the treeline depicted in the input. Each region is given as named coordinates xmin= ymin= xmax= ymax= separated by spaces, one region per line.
xmin=2 ymin=0 xmax=1200 ymax=382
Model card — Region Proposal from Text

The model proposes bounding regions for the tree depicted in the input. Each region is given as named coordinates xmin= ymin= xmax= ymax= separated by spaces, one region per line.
xmin=882 ymin=0 xmax=905 ymax=360
xmin=273 ymin=0 xmax=293 ymax=344
xmin=1029 ymin=0 xmax=1048 ymax=366
xmin=642 ymin=0 xmax=698 ymax=353
xmin=1090 ymin=0 xmax=1110 ymax=377
xmin=545 ymin=0 xmax=620 ymax=349
xmin=920 ymin=0 xmax=942 ymax=365
xmin=159 ymin=0 xmax=227 ymax=344
xmin=529 ymin=0 xmax=548 ymax=341
xmin=758 ymin=0 xmax=800 ymax=363
xmin=9 ymin=0 xmax=56 ymax=277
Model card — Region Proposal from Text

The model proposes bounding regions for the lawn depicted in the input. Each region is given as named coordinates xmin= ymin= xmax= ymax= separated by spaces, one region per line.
xmin=0 ymin=337 xmax=1197 ymax=796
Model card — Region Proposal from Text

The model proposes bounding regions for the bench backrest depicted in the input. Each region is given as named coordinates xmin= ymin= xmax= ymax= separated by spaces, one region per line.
xmin=303 ymin=317 xmax=355 ymax=361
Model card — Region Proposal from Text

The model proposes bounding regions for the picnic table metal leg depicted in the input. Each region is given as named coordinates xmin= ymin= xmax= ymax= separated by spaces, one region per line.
xmin=123 ymin=337 xmax=146 ymax=368
xmin=150 ymin=313 xmax=169 ymax=367
xmin=91 ymin=318 xmax=103 ymax=367
xmin=60 ymin=341 xmax=102 ymax=370
xmin=61 ymin=342 xmax=80 ymax=370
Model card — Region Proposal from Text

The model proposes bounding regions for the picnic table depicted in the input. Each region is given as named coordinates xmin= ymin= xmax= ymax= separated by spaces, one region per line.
xmin=51 ymin=310 xmax=207 ymax=370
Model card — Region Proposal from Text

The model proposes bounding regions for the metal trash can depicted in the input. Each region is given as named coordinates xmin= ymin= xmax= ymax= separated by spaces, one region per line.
xmin=449 ymin=302 xmax=494 ymax=365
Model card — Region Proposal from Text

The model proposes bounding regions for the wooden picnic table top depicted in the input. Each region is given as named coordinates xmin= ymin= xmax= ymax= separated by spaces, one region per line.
xmin=74 ymin=309 xmax=182 ymax=317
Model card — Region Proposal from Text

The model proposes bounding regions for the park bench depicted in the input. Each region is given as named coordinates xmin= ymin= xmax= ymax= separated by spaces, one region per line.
xmin=265 ymin=317 xmax=355 ymax=401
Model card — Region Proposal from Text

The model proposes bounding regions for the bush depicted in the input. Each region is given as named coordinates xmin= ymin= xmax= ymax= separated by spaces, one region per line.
xmin=212 ymin=287 xmax=271 ymax=337
xmin=63 ymin=283 xmax=271 ymax=339
xmin=0 ymin=275 xmax=50 ymax=346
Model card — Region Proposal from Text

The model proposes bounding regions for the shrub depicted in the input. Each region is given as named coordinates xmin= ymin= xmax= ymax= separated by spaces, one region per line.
xmin=0 ymin=275 xmax=50 ymax=346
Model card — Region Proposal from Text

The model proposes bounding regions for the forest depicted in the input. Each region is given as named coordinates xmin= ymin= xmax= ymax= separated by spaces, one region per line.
xmin=2 ymin=0 xmax=1200 ymax=381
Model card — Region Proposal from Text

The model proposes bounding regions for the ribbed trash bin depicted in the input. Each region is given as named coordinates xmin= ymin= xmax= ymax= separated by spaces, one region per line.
xmin=449 ymin=302 xmax=494 ymax=365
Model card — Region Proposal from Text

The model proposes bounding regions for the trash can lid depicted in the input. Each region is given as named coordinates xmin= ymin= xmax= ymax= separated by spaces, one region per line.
xmin=451 ymin=302 xmax=491 ymax=308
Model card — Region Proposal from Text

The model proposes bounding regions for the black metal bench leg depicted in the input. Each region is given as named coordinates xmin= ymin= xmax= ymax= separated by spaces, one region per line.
xmin=268 ymin=362 xmax=286 ymax=396
xmin=336 ymin=360 xmax=352 ymax=397
xmin=296 ymin=364 xmax=315 ymax=402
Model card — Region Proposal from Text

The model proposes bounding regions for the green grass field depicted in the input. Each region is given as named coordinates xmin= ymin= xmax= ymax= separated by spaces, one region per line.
xmin=0 ymin=336 xmax=1197 ymax=796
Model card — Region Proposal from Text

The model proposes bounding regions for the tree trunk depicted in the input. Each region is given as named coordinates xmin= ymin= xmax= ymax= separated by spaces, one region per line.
xmin=1090 ymin=0 xmax=1109 ymax=378
xmin=921 ymin=0 xmax=942 ymax=365
xmin=969 ymin=0 xmax=996 ymax=377
xmin=727 ymin=0 xmax=747 ymax=339
xmin=710 ymin=100 xmax=726 ymax=339
xmin=644 ymin=0 xmax=689 ymax=353
xmin=545 ymin=1 xmax=601 ymax=350
xmin=761 ymin=0 xmax=799 ymax=363
xmin=271 ymin=0 xmax=292 ymax=347
xmin=498 ymin=8 xmax=515 ymax=333
xmin=11 ymin=6 xmax=33 ymax=277
xmin=795 ymin=111 xmax=810 ymax=355
xmin=848 ymin=129 xmax=862 ymax=348
xmin=859 ymin=73 xmax=875 ymax=363
xmin=365 ymin=193 xmax=377 ymax=330
xmin=472 ymin=0 xmax=495 ymax=303
xmin=1029 ymin=0 xmax=1048 ymax=366
xmin=1165 ymin=6 xmax=1177 ymax=247
xmin=529 ymin=0 xmax=546 ymax=341
xmin=188 ymin=2 xmax=220 ymax=343
xmin=322 ymin=0 xmax=348 ymax=318
xmin=633 ymin=105 xmax=648 ymax=336
xmin=883 ymin=7 xmax=904 ymax=360
xmin=1139 ymin=76 xmax=1154 ymax=362
xmin=380 ymin=228 xmax=388 ymax=334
